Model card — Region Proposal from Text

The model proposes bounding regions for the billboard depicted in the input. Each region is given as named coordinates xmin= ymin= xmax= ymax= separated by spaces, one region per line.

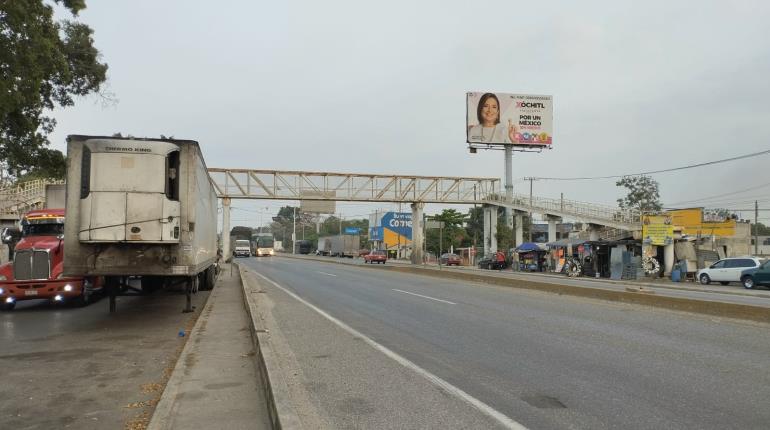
xmin=466 ymin=92 xmax=553 ymax=147
xmin=369 ymin=211 xmax=412 ymax=249
xmin=642 ymin=215 xmax=674 ymax=246
xmin=300 ymin=191 xmax=336 ymax=214
xmin=668 ymin=208 xmax=736 ymax=237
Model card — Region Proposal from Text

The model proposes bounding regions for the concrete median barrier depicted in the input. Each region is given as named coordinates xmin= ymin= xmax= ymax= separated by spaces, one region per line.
xmin=238 ymin=263 xmax=304 ymax=430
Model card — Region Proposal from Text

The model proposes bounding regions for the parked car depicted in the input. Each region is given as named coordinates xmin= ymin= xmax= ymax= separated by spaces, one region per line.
xmin=696 ymin=257 xmax=763 ymax=285
xmin=740 ymin=260 xmax=770 ymax=289
xmin=439 ymin=253 xmax=461 ymax=266
xmin=477 ymin=254 xmax=493 ymax=269
xmin=364 ymin=250 xmax=387 ymax=264
xmin=478 ymin=254 xmax=506 ymax=270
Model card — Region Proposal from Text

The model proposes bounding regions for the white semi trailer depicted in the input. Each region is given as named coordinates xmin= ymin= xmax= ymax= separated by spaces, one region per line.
xmin=63 ymin=135 xmax=219 ymax=312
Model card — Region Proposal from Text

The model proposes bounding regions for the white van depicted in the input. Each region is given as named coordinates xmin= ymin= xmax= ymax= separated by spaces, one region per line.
xmin=697 ymin=257 xmax=763 ymax=285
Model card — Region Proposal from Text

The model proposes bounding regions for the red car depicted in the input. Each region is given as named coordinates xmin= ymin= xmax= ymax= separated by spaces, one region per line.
xmin=439 ymin=253 xmax=461 ymax=266
xmin=364 ymin=250 xmax=387 ymax=264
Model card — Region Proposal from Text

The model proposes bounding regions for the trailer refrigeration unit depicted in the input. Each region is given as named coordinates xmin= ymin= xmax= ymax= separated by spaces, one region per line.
xmin=63 ymin=135 xmax=219 ymax=312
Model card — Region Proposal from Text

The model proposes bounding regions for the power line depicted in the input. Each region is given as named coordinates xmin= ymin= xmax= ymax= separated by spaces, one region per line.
xmin=668 ymin=197 xmax=770 ymax=208
xmin=665 ymin=181 xmax=770 ymax=206
xmin=529 ymin=148 xmax=770 ymax=181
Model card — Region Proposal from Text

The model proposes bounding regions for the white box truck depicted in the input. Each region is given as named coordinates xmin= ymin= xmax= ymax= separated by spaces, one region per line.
xmin=63 ymin=135 xmax=219 ymax=312
xmin=324 ymin=234 xmax=359 ymax=258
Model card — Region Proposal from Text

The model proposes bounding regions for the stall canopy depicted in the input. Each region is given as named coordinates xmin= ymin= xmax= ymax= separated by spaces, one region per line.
xmin=546 ymin=238 xmax=587 ymax=248
xmin=515 ymin=242 xmax=545 ymax=252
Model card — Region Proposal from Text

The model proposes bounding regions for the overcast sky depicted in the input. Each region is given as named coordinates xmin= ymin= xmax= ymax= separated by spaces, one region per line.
xmin=48 ymin=0 xmax=770 ymax=226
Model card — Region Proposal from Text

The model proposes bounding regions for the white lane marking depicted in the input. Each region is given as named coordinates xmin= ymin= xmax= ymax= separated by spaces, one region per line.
xmin=316 ymin=271 xmax=337 ymax=277
xmin=392 ymin=289 xmax=457 ymax=305
xmin=251 ymin=270 xmax=527 ymax=430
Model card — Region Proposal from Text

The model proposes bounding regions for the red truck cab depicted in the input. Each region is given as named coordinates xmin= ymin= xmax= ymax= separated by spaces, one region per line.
xmin=0 ymin=209 xmax=99 ymax=310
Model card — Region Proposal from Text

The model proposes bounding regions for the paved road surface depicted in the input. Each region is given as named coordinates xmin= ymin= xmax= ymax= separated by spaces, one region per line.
xmin=245 ymin=256 xmax=770 ymax=430
xmin=0 ymin=285 xmax=209 ymax=429
xmin=288 ymin=254 xmax=770 ymax=308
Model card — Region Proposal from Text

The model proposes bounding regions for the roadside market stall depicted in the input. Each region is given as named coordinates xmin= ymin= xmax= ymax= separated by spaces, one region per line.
xmin=545 ymin=238 xmax=586 ymax=273
xmin=514 ymin=242 xmax=548 ymax=272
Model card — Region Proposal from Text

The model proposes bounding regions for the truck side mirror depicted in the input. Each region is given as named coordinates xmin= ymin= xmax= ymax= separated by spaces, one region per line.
xmin=1 ymin=227 xmax=21 ymax=244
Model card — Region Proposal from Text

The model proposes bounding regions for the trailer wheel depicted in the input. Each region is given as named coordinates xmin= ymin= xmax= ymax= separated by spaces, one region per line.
xmin=207 ymin=266 xmax=216 ymax=290
xmin=199 ymin=267 xmax=215 ymax=291
xmin=72 ymin=281 xmax=94 ymax=307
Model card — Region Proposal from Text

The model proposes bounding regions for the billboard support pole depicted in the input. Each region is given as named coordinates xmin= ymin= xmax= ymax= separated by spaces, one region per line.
xmin=504 ymin=146 xmax=514 ymax=230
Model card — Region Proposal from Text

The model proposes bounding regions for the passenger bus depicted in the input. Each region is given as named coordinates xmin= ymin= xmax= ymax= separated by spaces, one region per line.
xmin=253 ymin=233 xmax=275 ymax=257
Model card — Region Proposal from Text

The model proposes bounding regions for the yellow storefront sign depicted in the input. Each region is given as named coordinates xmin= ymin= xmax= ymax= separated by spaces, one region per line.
xmin=642 ymin=215 xmax=674 ymax=246
xmin=668 ymin=208 xmax=736 ymax=237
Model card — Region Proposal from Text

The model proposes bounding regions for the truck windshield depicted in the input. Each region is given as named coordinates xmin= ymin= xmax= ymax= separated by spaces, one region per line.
xmin=258 ymin=238 xmax=274 ymax=248
xmin=235 ymin=240 xmax=250 ymax=247
xmin=23 ymin=222 xmax=64 ymax=237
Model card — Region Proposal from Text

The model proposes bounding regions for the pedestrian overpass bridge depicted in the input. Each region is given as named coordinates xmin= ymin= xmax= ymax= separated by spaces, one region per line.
xmin=207 ymin=168 xmax=641 ymax=229
xmin=0 ymin=171 xmax=642 ymax=260
xmin=207 ymin=169 xmax=643 ymax=258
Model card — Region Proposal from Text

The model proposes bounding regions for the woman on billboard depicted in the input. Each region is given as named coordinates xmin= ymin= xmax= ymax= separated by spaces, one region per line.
xmin=467 ymin=93 xmax=518 ymax=144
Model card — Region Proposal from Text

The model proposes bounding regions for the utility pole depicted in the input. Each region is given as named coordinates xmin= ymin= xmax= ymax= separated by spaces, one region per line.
xmin=292 ymin=207 xmax=297 ymax=254
xmin=524 ymin=177 xmax=537 ymax=242
xmin=398 ymin=203 xmax=402 ymax=260
xmin=755 ymin=200 xmax=759 ymax=255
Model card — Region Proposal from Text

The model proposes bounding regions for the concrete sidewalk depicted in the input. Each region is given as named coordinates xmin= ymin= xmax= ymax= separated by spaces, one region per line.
xmin=147 ymin=264 xmax=270 ymax=430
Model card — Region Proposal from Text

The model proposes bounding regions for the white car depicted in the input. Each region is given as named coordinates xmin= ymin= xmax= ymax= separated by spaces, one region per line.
xmin=697 ymin=257 xmax=763 ymax=285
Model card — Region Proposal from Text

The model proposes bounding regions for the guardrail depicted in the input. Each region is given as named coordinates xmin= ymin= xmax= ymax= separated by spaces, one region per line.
xmin=482 ymin=193 xmax=642 ymax=229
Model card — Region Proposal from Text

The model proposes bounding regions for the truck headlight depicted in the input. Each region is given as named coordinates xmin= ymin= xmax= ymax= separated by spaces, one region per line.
xmin=63 ymin=284 xmax=74 ymax=292
xmin=0 ymin=287 xmax=4 ymax=295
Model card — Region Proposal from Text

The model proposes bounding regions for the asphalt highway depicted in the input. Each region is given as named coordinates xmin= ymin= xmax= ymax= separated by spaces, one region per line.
xmin=244 ymin=256 xmax=770 ymax=430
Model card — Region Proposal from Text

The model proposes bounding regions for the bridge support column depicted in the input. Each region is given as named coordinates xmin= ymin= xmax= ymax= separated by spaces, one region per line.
xmin=664 ymin=243 xmax=674 ymax=276
xmin=514 ymin=211 xmax=525 ymax=247
xmin=410 ymin=202 xmax=424 ymax=264
xmin=546 ymin=215 xmax=562 ymax=243
xmin=483 ymin=205 xmax=498 ymax=255
xmin=587 ymin=223 xmax=600 ymax=241
xmin=222 ymin=197 xmax=231 ymax=259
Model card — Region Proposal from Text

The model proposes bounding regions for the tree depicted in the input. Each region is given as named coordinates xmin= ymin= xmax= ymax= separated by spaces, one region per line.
xmin=426 ymin=209 xmax=468 ymax=255
xmin=464 ymin=206 xmax=483 ymax=248
xmin=495 ymin=220 xmax=514 ymax=253
xmin=751 ymin=222 xmax=770 ymax=236
xmin=1 ymin=0 xmax=109 ymax=180
xmin=229 ymin=226 xmax=253 ymax=240
xmin=616 ymin=175 xmax=662 ymax=213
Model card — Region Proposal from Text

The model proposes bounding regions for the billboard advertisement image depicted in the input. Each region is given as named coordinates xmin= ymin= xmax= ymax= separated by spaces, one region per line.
xmin=466 ymin=92 xmax=553 ymax=147
xmin=369 ymin=212 xmax=412 ymax=249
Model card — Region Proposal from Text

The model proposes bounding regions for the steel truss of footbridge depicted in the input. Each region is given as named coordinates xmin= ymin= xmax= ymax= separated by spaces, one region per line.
xmin=207 ymin=168 xmax=500 ymax=205
xmin=207 ymin=168 xmax=642 ymax=231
